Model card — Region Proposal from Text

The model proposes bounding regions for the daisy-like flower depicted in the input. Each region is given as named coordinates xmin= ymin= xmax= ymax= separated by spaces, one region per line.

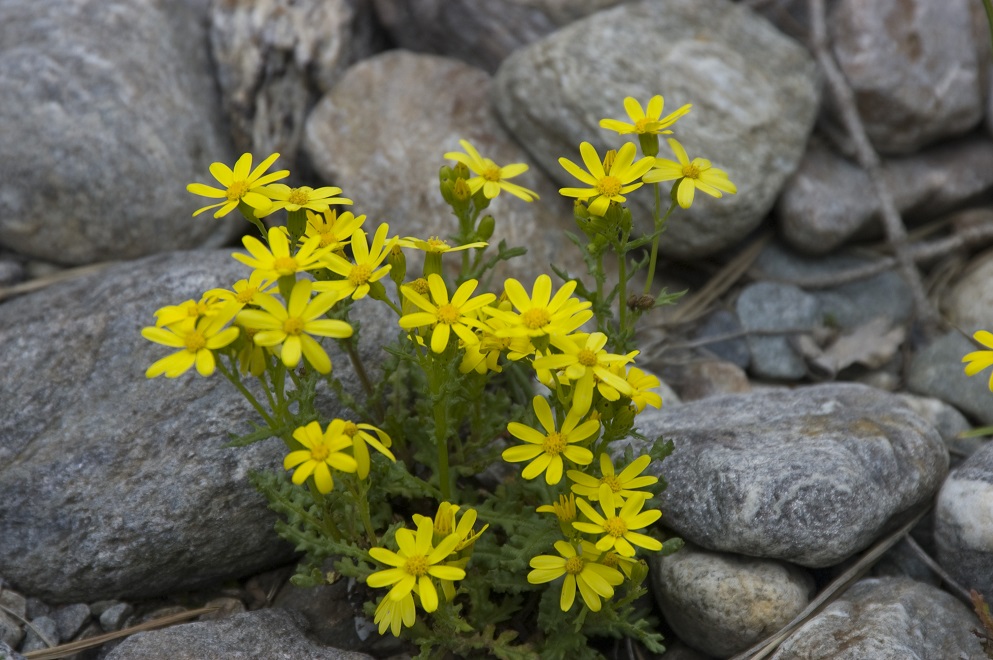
xmin=233 ymin=226 xmax=330 ymax=281
xmin=413 ymin=502 xmax=487 ymax=601
xmin=333 ymin=418 xmax=395 ymax=479
xmin=486 ymin=275 xmax=593 ymax=340
xmin=399 ymin=236 xmax=487 ymax=254
xmin=573 ymin=484 xmax=662 ymax=557
xmin=643 ymin=138 xmax=737 ymax=209
xmin=187 ymin=152 xmax=288 ymax=218
xmin=234 ymin=325 xmax=268 ymax=377
xmin=301 ymin=210 xmax=365 ymax=252
xmin=443 ymin=139 xmax=539 ymax=202
xmin=558 ymin=142 xmax=655 ymax=216
xmin=502 ymin=395 xmax=599 ymax=485
xmin=618 ymin=364 xmax=663 ymax=412
xmin=537 ymin=493 xmax=578 ymax=524
xmin=533 ymin=332 xmax=634 ymax=416
xmin=315 ymin=224 xmax=397 ymax=300
xmin=283 ymin=421 xmax=359 ymax=494
xmin=527 ymin=540 xmax=624 ymax=612
xmin=399 ymin=274 xmax=495 ymax=354
xmin=374 ymin=591 xmax=416 ymax=637
xmin=153 ymin=294 xmax=225 ymax=327
xmin=599 ymin=95 xmax=692 ymax=136
xmin=204 ymin=271 xmax=276 ymax=310
xmin=963 ymin=330 xmax=993 ymax=391
xmin=142 ymin=302 xmax=241 ymax=378
xmin=458 ymin=316 xmax=534 ymax=374
xmin=235 ymin=279 xmax=352 ymax=374
xmin=567 ymin=453 xmax=658 ymax=503
xmin=254 ymin=184 xmax=353 ymax=218
xmin=367 ymin=516 xmax=466 ymax=613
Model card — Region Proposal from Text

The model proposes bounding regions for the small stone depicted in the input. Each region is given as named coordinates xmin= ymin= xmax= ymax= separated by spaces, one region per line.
xmin=736 ymin=282 xmax=821 ymax=380
xmin=0 ymin=640 xmax=26 ymax=660
xmin=52 ymin=604 xmax=90 ymax=642
xmin=18 ymin=616 xmax=58 ymax=653
xmin=0 ymin=611 xmax=23 ymax=650
xmin=662 ymin=359 xmax=751 ymax=402
xmin=273 ymin=578 xmax=365 ymax=651
xmin=198 ymin=597 xmax=246 ymax=621
xmin=0 ymin=592 xmax=25 ymax=620
xmin=88 ymin=600 xmax=119 ymax=618
xmin=944 ymin=246 xmax=993 ymax=333
xmin=692 ymin=309 xmax=751 ymax=369
xmin=98 ymin=603 xmax=133 ymax=633
xmin=908 ymin=330 xmax=993 ymax=425
xmin=22 ymin=598 xmax=48 ymax=621
xmin=0 ymin=260 xmax=24 ymax=287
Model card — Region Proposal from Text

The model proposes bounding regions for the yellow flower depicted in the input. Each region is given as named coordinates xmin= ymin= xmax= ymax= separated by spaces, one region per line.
xmin=458 ymin=316 xmax=534 ymax=374
xmin=234 ymin=325 xmax=268 ymax=377
xmin=527 ymin=540 xmax=624 ymax=612
xmin=443 ymin=139 xmax=538 ymax=201
xmin=374 ymin=591 xmax=416 ymax=637
xmin=502 ymin=395 xmax=599 ymax=484
xmin=334 ymin=418 xmax=395 ymax=479
xmin=533 ymin=332 xmax=634 ymax=416
xmin=399 ymin=236 xmax=487 ymax=254
xmin=399 ymin=274 xmax=495 ymax=354
xmin=254 ymin=184 xmax=352 ymax=218
xmin=567 ymin=454 xmax=658 ymax=503
xmin=537 ymin=493 xmax=578 ymax=524
xmin=367 ymin=516 xmax=466 ymax=613
xmin=316 ymin=223 xmax=397 ymax=300
xmin=643 ymin=138 xmax=737 ymax=209
xmin=599 ymin=95 xmax=691 ymax=136
xmin=153 ymin=294 xmax=225 ymax=327
xmin=235 ymin=279 xmax=352 ymax=374
xmin=486 ymin=275 xmax=593 ymax=339
xmin=618 ymin=365 xmax=663 ymax=411
xmin=142 ymin=302 xmax=241 ymax=378
xmin=301 ymin=210 xmax=365 ymax=252
xmin=204 ymin=271 xmax=277 ymax=310
xmin=233 ymin=226 xmax=329 ymax=281
xmin=558 ymin=142 xmax=655 ymax=216
xmin=573 ymin=484 xmax=662 ymax=557
xmin=413 ymin=503 xmax=487 ymax=601
xmin=283 ymin=421 xmax=359 ymax=493
xmin=187 ymin=152 xmax=288 ymax=218
xmin=963 ymin=330 xmax=993 ymax=391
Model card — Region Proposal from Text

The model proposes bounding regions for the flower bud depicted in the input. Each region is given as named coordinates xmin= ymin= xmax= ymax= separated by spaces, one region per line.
xmin=452 ymin=162 xmax=470 ymax=181
xmin=602 ymin=149 xmax=617 ymax=173
xmin=453 ymin=178 xmax=472 ymax=202
xmin=477 ymin=215 xmax=495 ymax=240
xmin=388 ymin=243 xmax=407 ymax=288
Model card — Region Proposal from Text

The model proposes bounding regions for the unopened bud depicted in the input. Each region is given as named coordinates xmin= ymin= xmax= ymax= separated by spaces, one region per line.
xmin=602 ymin=149 xmax=617 ymax=173
xmin=477 ymin=215 xmax=495 ymax=240
xmin=452 ymin=162 xmax=470 ymax=180
xmin=453 ymin=178 xmax=472 ymax=202
xmin=388 ymin=243 xmax=407 ymax=287
xmin=627 ymin=294 xmax=656 ymax=311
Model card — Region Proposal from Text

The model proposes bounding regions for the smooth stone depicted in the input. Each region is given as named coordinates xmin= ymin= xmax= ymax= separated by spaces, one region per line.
xmin=0 ymin=592 xmax=25 ymax=620
xmin=99 ymin=603 xmax=134 ymax=633
xmin=492 ymin=0 xmax=820 ymax=259
xmin=777 ymin=139 xmax=993 ymax=254
xmin=0 ymin=250 xmax=396 ymax=601
xmin=770 ymin=577 xmax=984 ymax=659
xmin=936 ymin=442 xmax=993 ymax=603
xmin=19 ymin=616 xmax=58 ymax=653
xmin=652 ymin=543 xmax=814 ymax=658
xmin=103 ymin=608 xmax=372 ymax=660
xmin=51 ymin=604 xmax=90 ymax=643
xmin=692 ymin=309 xmax=751 ymax=369
xmin=736 ymin=282 xmax=821 ymax=380
xmin=209 ymin=0 xmax=382 ymax=159
xmin=303 ymin=50 xmax=589 ymax=285
xmin=895 ymin=393 xmax=975 ymax=466
xmin=907 ymin=330 xmax=993 ymax=425
xmin=372 ymin=0 xmax=623 ymax=73
xmin=0 ymin=641 xmax=24 ymax=660
xmin=626 ymin=383 xmax=948 ymax=567
xmin=660 ymin=359 xmax=751 ymax=402
xmin=825 ymin=0 xmax=983 ymax=154
xmin=0 ymin=0 xmax=238 ymax=265
xmin=0 ymin=612 xmax=22 ymax=651
xmin=944 ymin=246 xmax=993 ymax=333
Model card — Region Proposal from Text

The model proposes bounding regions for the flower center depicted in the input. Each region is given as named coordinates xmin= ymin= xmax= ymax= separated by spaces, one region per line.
xmin=184 ymin=331 xmax=207 ymax=352
xmin=564 ymin=556 xmax=585 ymax=575
xmin=319 ymin=235 xmax=337 ymax=248
xmin=436 ymin=303 xmax=460 ymax=325
xmin=287 ymin=188 xmax=310 ymax=206
xmin=426 ymin=237 xmax=449 ymax=253
xmin=482 ymin=166 xmax=502 ymax=182
xmin=681 ymin=163 xmax=701 ymax=179
xmin=404 ymin=555 xmax=430 ymax=577
xmin=283 ymin=317 xmax=304 ymax=336
xmin=409 ymin=278 xmax=430 ymax=295
xmin=600 ymin=552 xmax=619 ymax=569
xmin=310 ymin=444 xmax=330 ymax=461
xmin=342 ymin=422 xmax=358 ymax=437
xmin=236 ymin=287 xmax=257 ymax=304
xmin=521 ymin=307 xmax=551 ymax=330
xmin=601 ymin=475 xmax=622 ymax=492
xmin=634 ymin=118 xmax=652 ymax=133
xmin=273 ymin=256 xmax=298 ymax=275
xmin=542 ymin=432 xmax=567 ymax=456
xmin=226 ymin=180 xmax=249 ymax=201
xmin=348 ymin=263 xmax=372 ymax=286
xmin=577 ymin=349 xmax=598 ymax=367
xmin=596 ymin=175 xmax=622 ymax=197
xmin=604 ymin=517 xmax=627 ymax=538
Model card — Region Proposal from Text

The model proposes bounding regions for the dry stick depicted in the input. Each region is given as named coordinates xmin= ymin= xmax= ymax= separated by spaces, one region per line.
xmin=727 ymin=506 xmax=930 ymax=660
xmin=901 ymin=535 xmax=973 ymax=605
xmin=0 ymin=602 xmax=57 ymax=649
xmin=807 ymin=0 xmax=939 ymax=331
xmin=21 ymin=606 xmax=219 ymax=660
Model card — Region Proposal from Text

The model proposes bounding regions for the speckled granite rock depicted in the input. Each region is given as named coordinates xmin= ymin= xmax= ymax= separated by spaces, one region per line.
xmin=626 ymin=383 xmax=947 ymax=567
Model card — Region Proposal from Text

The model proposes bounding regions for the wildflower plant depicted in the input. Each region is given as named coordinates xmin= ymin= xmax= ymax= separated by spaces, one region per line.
xmin=143 ymin=94 xmax=737 ymax=658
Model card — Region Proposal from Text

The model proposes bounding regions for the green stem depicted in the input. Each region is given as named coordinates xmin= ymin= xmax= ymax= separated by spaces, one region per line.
xmin=617 ymin=229 xmax=630 ymax=333
xmin=217 ymin=359 xmax=277 ymax=428
xmin=306 ymin=480 xmax=343 ymax=542
xmin=644 ymin=191 xmax=677 ymax=294
xmin=427 ymin=359 xmax=452 ymax=501
xmin=343 ymin=338 xmax=375 ymax=399
xmin=351 ymin=478 xmax=379 ymax=546
xmin=983 ymin=0 xmax=993 ymax=54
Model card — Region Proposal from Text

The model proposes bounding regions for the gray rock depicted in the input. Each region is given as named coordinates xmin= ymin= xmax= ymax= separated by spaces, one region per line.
xmin=372 ymin=0 xmax=624 ymax=73
xmin=777 ymin=139 xmax=993 ymax=254
xmin=199 ymin=597 xmax=246 ymax=621
xmin=652 ymin=543 xmax=814 ymax=658
xmin=0 ymin=592 xmax=25 ymax=620
xmin=273 ymin=578 xmax=367 ymax=652
xmin=0 ymin=612 xmax=22 ymax=651
xmin=303 ymin=50 xmax=588 ymax=285
xmin=99 ymin=603 xmax=134 ymax=633
xmin=895 ymin=393 xmax=975 ymax=466
xmin=627 ymin=383 xmax=948 ymax=567
xmin=0 ymin=250 xmax=397 ymax=601
xmin=492 ymin=0 xmax=820 ymax=259
xmin=22 ymin=599 xmax=48 ymax=621
xmin=0 ymin=260 xmax=24 ymax=288
xmin=736 ymin=282 xmax=821 ymax=380
xmin=52 ymin=604 xmax=90 ymax=643
xmin=210 ymin=0 xmax=383 ymax=159
xmin=945 ymin=247 xmax=993 ymax=333
xmin=0 ymin=641 xmax=25 ymax=660
xmin=0 ymin=0 xmax=238 ymax=265
xmin=104 ymin=608 xmax=371 ymax=660
xmin=825 ymin=0 xmax=983 ymax=154
xmin=693 ymin=310 xmax=751 ymax=369
xmin=770 ymin=577 xmax=984 ymax=659
xmin=19 ymin=616 xmax=58 ymax=653
xmin=660 ymin=359 xmax=751 ymax=403
xmin=936 ymin=442 xmax=993 ymax=603
xmin=753 ymin=240 xmax=914 ymax=330
xmin=908 ymin=330 xmax=993 ymax=425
